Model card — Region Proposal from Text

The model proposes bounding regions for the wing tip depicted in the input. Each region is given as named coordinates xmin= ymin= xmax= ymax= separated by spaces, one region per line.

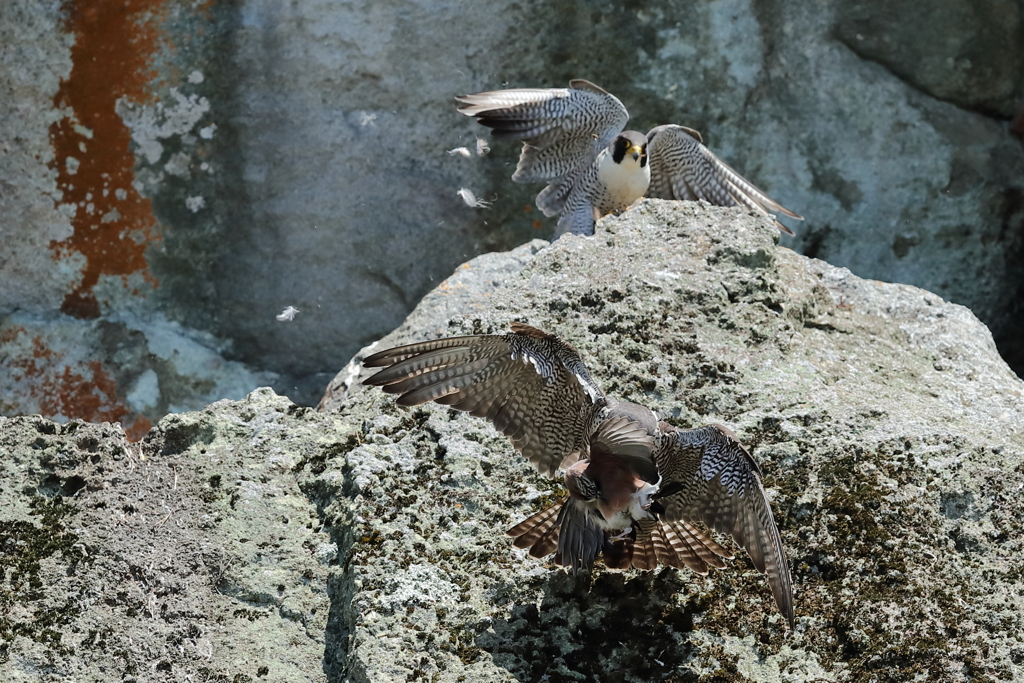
xmin=361 ymin=350 xmax=395 ymax=369
xmin=775 ymin=220 xmax=795 ymax=236
xmin=775 ymin=583 xmax=796 ymax=629
xmin=568 ymin=78 xmax=610 ymax=95
xmin=508 ymin=321 xmax=554 ymax=339
xmin=360 ymin=374 xmax=384 ymax=387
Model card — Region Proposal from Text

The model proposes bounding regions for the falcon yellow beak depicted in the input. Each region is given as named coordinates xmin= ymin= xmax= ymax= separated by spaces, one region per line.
xmin=627 ymin=144 xmax=643 ymax=161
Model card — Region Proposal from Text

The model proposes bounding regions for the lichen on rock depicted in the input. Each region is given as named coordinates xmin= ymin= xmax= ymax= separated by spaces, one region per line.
xmin=2 ymin=200 xmax=1022 ymax=681
xmin=322 ymin=200 xmax=1024 ymax=682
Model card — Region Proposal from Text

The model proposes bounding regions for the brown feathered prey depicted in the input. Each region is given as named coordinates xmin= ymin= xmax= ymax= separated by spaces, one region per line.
xmin=362 ymin=322 xmax=795 ymax=626
xmin=456 ymin=79 xmax=803 ymax=237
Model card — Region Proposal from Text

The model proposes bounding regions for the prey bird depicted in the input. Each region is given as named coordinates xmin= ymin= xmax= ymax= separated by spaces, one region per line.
xmin=362 ymin=322 xmax=795 ymax=626
xmin=456 ymin=79 xmax=803 ymax=237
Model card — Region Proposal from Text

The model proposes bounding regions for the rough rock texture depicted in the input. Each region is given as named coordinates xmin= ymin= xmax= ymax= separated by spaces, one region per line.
xmin=833 ymin=0 xmax=1024 ymax=118
xmin=2 ymin=0 xmax=1022 ymax=434
xmin=5 ymin=202 xmax=1022 ymax=681
xmin=0 ymin=390 xmax=342 ymax=681
xmin=1 ymin=313 xmax=278 ymax=440
xmin=319 ymin=201 xmax=1024 ymax=681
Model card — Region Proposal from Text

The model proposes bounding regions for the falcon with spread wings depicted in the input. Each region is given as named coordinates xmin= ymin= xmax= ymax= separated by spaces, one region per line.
xmin=362 ymin=322 xmax=795 ymax=626
xmin=456 ymin=80 xmax=802 ymax=237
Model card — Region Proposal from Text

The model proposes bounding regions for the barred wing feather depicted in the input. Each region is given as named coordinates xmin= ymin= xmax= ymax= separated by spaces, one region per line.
xmin=456 ymin=80 xmax=629 ymax=208
xmin=652 ymin=423 xmax=795 ymax=626
xmin=363 ymin=323 xmax=605 ymax=477
xmin=646 ymin=124 xmax=802 ymax=235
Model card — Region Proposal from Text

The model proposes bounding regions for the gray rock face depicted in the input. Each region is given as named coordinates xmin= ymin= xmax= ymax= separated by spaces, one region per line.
xmin=4 ymin=202 xmax=1021 ymax=681
xmin=833 ymin=0 xmax=1024 ymax=118
xmin=1 ymin=0 xmax=1021 ymax=434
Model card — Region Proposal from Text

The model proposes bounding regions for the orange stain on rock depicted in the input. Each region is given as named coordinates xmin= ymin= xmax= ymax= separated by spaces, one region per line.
xmin=49 ymin=0 xmax=168 ymax=319
xmin=124 ymin=414 xmax=155 ymax=442
xmin=3 ymin=326 xmax=154 ymax=439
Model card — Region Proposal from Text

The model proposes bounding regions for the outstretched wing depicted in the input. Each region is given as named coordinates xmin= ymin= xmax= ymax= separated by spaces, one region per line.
xmin=363 ymin=322 xmax=605 ymax=477
xmin=456 ymin=80 xmax=629 ymax=217
xmin=645 ymin=124 xmax=803 ymax=235
xmin=651 ymin=423 xmax=795 ymax=627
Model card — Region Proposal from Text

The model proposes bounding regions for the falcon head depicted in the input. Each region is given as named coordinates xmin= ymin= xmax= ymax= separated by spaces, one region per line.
xmin=610 ymin=130 xmax=648 ymax=168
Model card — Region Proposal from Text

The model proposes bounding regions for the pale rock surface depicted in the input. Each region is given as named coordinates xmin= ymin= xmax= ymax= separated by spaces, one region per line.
xmin=3 ymin=202 xmax=1021 ymax=681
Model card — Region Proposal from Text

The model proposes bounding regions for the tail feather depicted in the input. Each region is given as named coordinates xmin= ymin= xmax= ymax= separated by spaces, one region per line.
xmin=508 ymin=499 xmax=604 ymax=574
xmin=615 ymin=519 xmax=733 ymax=573
xmin=630 ymin=529 xmax=659 ymax=570
xmin=554 ymin=500 xmax=604 ymax=574
xmin=507 ymin=500 xmax=564 ymax=560
xmin=508 ymin=508 xmax=734 ymax=579
xmin=651 ymin=523 xmax=690 ymax=570
xmin=668 ymin=520 xmax=732 ymax=569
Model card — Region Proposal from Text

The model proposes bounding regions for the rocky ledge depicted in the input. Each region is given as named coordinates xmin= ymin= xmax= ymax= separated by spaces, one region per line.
xmin=2 ymin=200 xmax=1022 ymax=682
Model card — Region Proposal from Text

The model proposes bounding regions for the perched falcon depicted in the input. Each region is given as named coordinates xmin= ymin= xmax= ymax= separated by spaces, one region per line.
xmin=456 ymin=80 xmax=803 ymax=237
xmin=362 ymin=322 xmax=795 ymax=626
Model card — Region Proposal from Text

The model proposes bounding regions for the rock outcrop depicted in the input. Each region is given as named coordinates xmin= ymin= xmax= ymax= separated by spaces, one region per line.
xmin=3 ymin=201 xmax=1022 ymax=681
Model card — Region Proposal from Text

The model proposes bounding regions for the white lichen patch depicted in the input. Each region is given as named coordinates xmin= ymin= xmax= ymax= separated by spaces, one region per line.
xmin=116 ymin=88 xmax=212 ymax=164
xmin=314 ymin=542 xmax=338 ymax=564
xmin=690 ymin=633 xmax=840 ymax=682
xmin=347 ymin=442 xmax=419 ymax=491
xmin=376 ymin=563 xmax=460 ymax=612
xmin=126 ymin=368 xmax=160 ymax=412
xmin=164 ymin=151 xmax=192 ymax=177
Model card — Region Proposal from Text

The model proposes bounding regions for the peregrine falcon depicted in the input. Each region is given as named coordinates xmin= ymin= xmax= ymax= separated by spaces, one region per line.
xmin=456 ymin=80 xmax=803 ymax=237
xmin=363 ymin=322 xmax=795 ymax=626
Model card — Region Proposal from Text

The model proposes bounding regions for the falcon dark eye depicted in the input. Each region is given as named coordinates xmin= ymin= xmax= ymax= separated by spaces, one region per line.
xmin=611 ymin=137 xmax=631 ymax=164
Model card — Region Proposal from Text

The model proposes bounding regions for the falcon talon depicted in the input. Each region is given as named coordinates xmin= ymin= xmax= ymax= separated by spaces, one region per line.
xmin=363 ymin=321 xmax=795 ymax=627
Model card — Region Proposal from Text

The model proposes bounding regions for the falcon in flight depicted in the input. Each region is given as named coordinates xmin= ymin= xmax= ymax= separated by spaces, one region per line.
xmin=363 ymin=322 xmax=795 ymax=626
xmin=456 ymin=80 xmax=803 ymax=237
